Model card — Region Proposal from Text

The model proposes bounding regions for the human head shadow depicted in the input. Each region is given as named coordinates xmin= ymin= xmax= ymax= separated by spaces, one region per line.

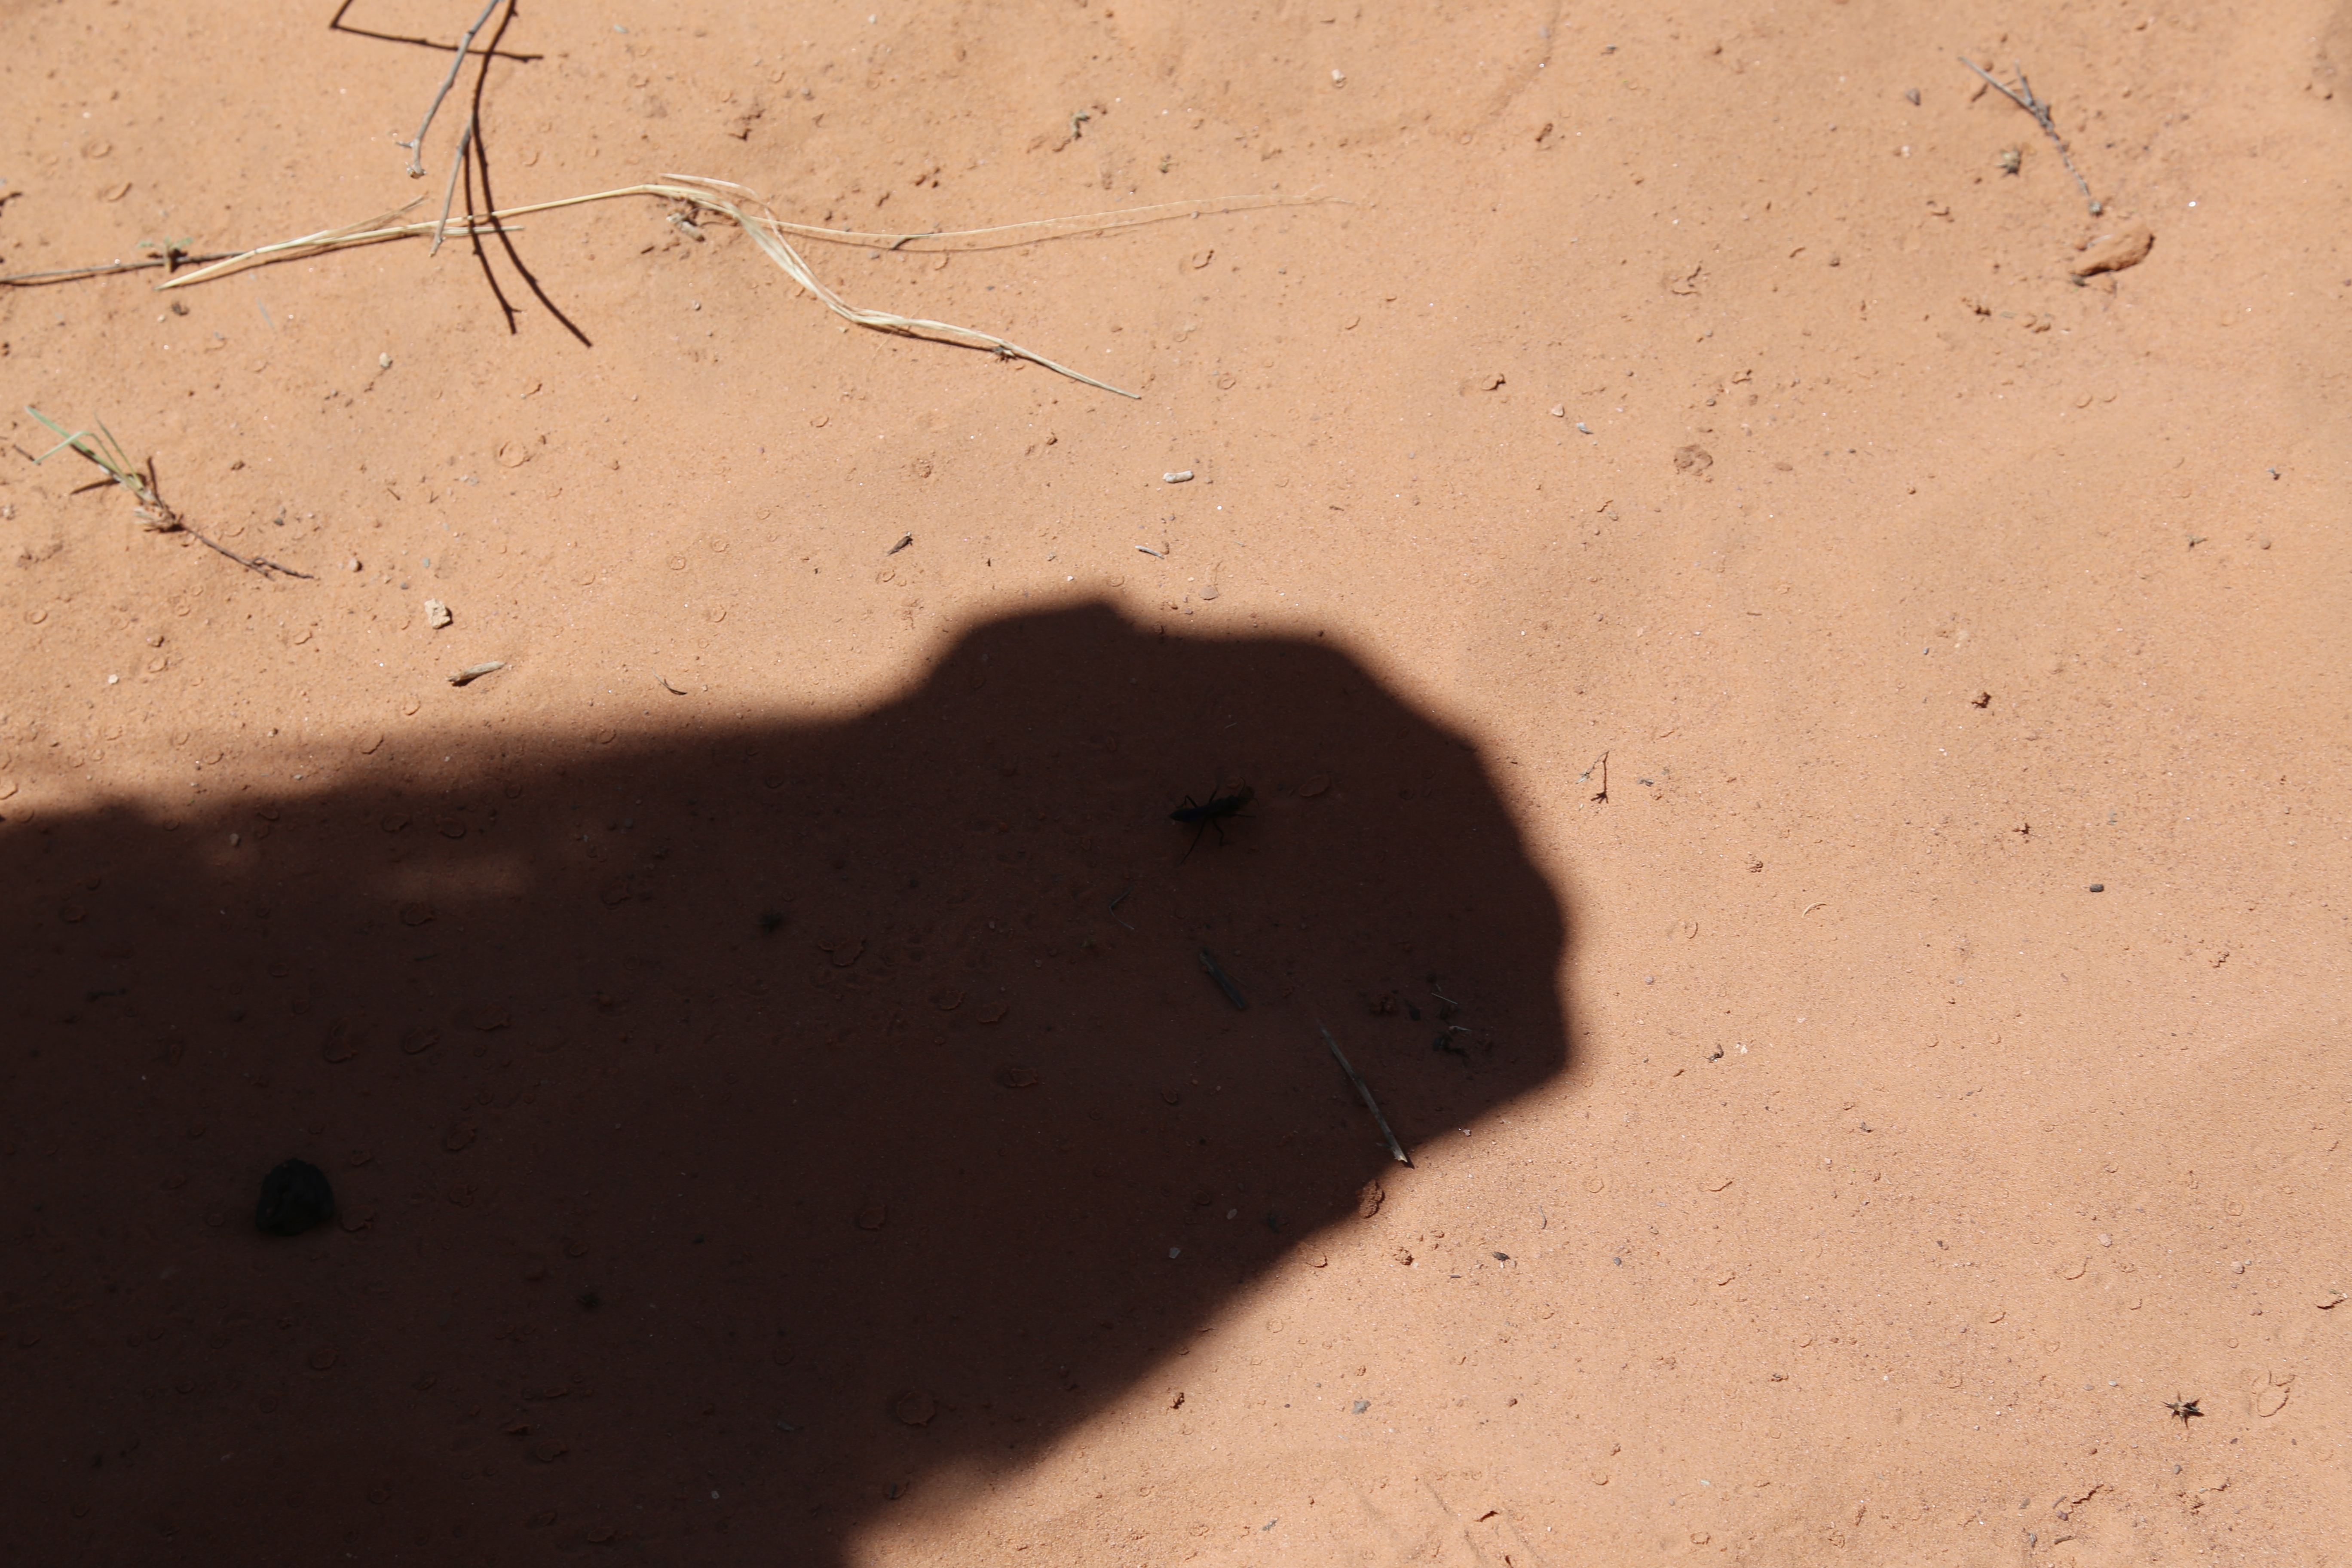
xmin=0 ymin=600 xmax=1571 ymax=1563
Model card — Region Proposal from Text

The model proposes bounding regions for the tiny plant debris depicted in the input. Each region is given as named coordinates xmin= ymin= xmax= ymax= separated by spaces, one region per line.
xmin=25 ymin=407 xmax=175 ymax=529
xmin=2165 ymin=1396 xmax=2204 ymax=1427
xmin=1957 ymin=57 xmax=2103 ymax=214
xmin=26 ymin=406 xmax=312 ymax=578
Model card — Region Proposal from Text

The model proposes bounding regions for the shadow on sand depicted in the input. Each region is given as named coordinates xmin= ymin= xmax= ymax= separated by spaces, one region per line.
xmin=1 ymin=601 xmax=1573 ymax=1562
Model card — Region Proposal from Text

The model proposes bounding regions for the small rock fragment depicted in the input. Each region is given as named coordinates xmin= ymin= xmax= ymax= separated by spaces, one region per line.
xmin=424 ymin=599 xmax=453 ymax=630
xmin=2071 ymin=223 xmax=2154 ymax=277
xmin=448 ymin=661 xmax=505 ymax=687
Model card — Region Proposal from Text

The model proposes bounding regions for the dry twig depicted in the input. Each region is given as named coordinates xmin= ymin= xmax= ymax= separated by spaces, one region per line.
xmin=153 ymin=179 xmax=1323 ymax=397
xmin=431 ymin=112 xmax=479 ymax=254
xmin=1321 ymin=1023 xmax=1413 ymax=1167
xmin=1959 ymin=56 xmax=2102 ymax=214
xmin=398 ymin=0 xmax=507 ymax=178
xmin=1198 ymin=949 xmax=1249 ymax=1011
xmin=1 ymin=251 xmax=236 ymax=287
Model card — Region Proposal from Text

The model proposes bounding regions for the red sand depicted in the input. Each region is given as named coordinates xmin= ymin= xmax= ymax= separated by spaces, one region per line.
xmin=3 ymin=2 xmax=2347 ymax=1563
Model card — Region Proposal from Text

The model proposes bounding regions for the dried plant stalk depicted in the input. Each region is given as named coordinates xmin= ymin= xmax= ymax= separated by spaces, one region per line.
xmin=158 ymin=178 xmax=1330 ymax=397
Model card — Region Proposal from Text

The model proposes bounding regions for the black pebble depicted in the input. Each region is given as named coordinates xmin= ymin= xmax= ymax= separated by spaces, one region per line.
xmin=2089 ymin=883 xmax=2105 ymax=893
xmin=255 ymin=1158 xmax=334 ymax=1236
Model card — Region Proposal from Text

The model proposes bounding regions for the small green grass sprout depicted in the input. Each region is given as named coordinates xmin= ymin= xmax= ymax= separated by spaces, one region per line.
xmin=25 ymin=406 xmax=180 ymax=531
xmin=23 ymin=406 xmax=310 ymax=578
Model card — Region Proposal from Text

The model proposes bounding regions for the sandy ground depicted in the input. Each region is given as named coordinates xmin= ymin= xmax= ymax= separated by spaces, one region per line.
xmin=4 ymin=0 xmax=2349 ymax=1563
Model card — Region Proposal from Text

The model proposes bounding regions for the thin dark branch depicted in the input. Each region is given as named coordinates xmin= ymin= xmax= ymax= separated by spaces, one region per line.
xmin=183 ymin=526 xmax=316 ymax=580
xmin=1959 ymin=55 xmax=2101 ymax=214
xmin=456 ymin=119 xmax=521 ymax=334
xmin=330 ymin=0 xmax=539 ymax=63
xmin=461 ymin=3 xmax=594 ymax=346
xmin=397 ymin=0 xmax=508 ymax=178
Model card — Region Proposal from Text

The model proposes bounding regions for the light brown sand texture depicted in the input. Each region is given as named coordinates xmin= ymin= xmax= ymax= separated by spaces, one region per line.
xmin=3 ymin=2 xmax=2347 ymax=1563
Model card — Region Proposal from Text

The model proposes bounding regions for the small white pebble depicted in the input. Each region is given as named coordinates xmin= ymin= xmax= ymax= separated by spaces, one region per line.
xmin=1164 ymin=470 xmax=1194 ymax=483
xmin=2098 ymin=1233 xmax=2112 ymax=1247
xmin=379 ymin=352 xmax=393 ymax=369
xmin=2232 ymin=1261 xmax=2245 ymax=1274
xmin=1576 ymin=422 xmax=1593 ymax=434
xmin=106 ymin=673 xmax=119 ymax=685
xmin=1550 ymin=404 xmax=1566 ymax=417
xmin=1332 ymin=69 xmax=1346 ymax=85
xmin=1168 ymin=1246 xmax=1182 ymax=1259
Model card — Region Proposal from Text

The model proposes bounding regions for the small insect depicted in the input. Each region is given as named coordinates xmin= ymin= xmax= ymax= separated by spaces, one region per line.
xmin=1169 ymin=782 xmax=1253 ymax=861
xmin=2165 ymin=1396 xmax=2204 ymax=1426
